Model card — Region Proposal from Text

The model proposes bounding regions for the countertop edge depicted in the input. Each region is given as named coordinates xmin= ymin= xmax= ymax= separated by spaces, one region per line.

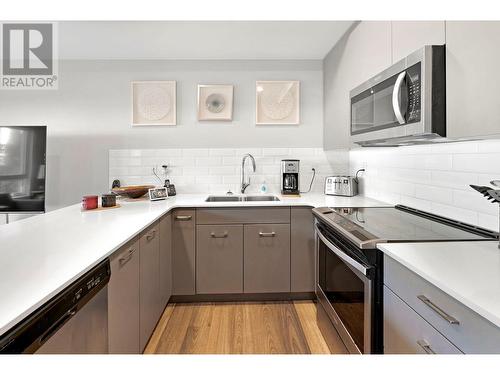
xmin=378 ymin=243 xmax=500 ymax=329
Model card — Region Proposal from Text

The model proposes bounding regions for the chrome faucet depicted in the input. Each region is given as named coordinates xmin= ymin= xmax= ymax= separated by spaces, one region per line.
xmin=241 ymin=153 xmax=256 ymax=194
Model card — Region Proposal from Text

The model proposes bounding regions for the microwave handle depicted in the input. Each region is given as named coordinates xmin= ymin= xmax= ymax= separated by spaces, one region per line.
xmin=392 ymin=71 xmax=407 ymax=125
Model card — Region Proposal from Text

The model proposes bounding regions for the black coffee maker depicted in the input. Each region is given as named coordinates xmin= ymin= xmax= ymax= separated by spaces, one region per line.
xmin=280 ymin=159 xmax=300 ymax=195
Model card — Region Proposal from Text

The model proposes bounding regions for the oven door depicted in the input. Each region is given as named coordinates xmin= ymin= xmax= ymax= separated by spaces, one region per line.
xmin=315 ymin=224 xmax=373 ymax=354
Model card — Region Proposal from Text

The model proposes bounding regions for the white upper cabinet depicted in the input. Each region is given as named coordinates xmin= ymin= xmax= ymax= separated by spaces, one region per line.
xmin=446 ymin=21 xmax=500 ymax=138
xmin=323 ymin=21 xmax=392 ymax=149
xmin=391 ymin=21 xmax=445 ymax=62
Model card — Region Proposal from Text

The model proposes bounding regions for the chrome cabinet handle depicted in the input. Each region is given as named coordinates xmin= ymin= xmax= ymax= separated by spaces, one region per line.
xmin=259 ymin=231 xmax=276 ymax=237
xmin=417 ymin=295 xmax=460 ymax=325
xmin=392 ymin=71 xmax=407 ymax=125
xmin=417 ymin=340 xmax=436 ymax=354
xmin=175 ymin=215 xmax=192 ymax=221
xmin=210 ymin=232 xmax=228 ymax=238
xmin=146 ymin=230 xmax=156 ymax=241
xmin=119 ymin=248 xmax=136 ymax=265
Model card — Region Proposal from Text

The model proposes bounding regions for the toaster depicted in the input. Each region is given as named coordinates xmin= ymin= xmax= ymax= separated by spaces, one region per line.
xmin=324 ymin=176 xmax=358 ymax=197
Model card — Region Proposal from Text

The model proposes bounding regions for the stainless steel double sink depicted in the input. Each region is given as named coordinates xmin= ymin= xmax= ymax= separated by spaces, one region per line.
xmin=205 ymin=195 xmax=280 ymax=202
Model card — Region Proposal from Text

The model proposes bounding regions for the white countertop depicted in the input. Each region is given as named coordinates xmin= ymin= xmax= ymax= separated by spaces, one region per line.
xmin=0 ymin=193 xmax=386 ymax=336
xmin=378 ymin=241 xmax=500 ymax=328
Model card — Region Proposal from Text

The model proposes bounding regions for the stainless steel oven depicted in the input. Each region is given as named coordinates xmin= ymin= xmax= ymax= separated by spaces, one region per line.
xmin=350 ymin=45 xmax=446 ymax=147
xmin=312 ymin=205 xmax=497 ymax=355
xmin=315 ymin=222 xmax=375 ymax=354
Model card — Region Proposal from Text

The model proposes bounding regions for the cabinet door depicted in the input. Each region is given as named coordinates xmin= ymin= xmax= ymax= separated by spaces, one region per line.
xmin=384 ymin=286 xmax=462 ymax=354
xmin=196 ymin=225 xmax=243 ymax=294
xmin=159 ymin=213 xmax=172 ymax=308
xmin=108 ymin=239 xmax=140 ymax=353
xmin=139 ymin=223 xmax=161 ymax=351
xmin=172 ymin=209 xmax=196 ymax=295
xmin=244 ymin=224 xmax=290 ymax=293
xmin=446 ymin=21 xmax=500 ymax=138
xmin=324 ymin=21 xmax=392 ymax=149
xmin=290 ymin=207 xmax=315 ymax=293
xmin=391 ymin=21 xmax=445 ymax=62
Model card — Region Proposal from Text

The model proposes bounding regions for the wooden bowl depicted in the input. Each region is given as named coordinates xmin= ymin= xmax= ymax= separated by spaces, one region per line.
xmin=111 ymin=185 xmax=155 ymax=199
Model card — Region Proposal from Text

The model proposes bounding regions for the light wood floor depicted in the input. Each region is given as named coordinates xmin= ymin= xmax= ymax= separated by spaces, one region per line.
xmin=144 ymin=300 xmax=332 ymax=354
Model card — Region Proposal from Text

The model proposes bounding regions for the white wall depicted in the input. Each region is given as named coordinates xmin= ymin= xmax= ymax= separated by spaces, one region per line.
xmin=0 ymin=59 xmax=324 ymax=211
xmin=350 ymin=140 xmax=500 ymax=232
xmin=109 ymin=147 xmax=349 ymax=195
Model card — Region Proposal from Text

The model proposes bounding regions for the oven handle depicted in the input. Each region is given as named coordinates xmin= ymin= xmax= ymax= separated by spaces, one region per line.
xmin=316 ymin=226 xmax=370 ymax=276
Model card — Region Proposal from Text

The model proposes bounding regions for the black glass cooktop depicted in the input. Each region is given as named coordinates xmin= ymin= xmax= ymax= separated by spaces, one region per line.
xmin=315 ymin=205 xmax=498 ymax=247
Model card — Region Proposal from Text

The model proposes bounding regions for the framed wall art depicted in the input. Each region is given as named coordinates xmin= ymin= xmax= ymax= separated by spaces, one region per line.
xmin=131 ymin=81 xmax=176 ymax=126
xmin=256 ymin=80 xmax=300 ymax=125
xmin=197 ymin=84 xmax=234 ymax=121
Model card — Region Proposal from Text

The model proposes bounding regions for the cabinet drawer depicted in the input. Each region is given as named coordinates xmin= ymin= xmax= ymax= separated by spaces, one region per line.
xmin=384 ymin=286 xmax=462 ymax=354
xmin=384 ymin=255 xmax=500 ymax=353
xmin=244 ymin=224 xmax=290 ymax=293
xmin=197 ymin=207 xmax=290 ymax=224
xmin=196 ymin=225 xmax=243 ymax=294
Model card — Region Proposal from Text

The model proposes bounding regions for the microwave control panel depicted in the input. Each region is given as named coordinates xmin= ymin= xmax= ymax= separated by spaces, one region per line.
xmin=406 ymin=62 xmax=421 ymax=123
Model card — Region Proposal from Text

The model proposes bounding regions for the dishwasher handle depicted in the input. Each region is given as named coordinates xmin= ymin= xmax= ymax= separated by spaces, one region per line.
xmin=38 ymin=307 xmax=77 ymax=346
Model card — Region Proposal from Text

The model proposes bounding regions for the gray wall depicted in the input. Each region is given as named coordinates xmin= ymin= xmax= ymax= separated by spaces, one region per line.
xmin=0 ymin=59 xmax=323 ymax=210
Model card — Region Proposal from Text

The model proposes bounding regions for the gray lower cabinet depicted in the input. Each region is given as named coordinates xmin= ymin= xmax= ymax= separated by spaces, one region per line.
xmin=159 ymin=213 xmax=172 ymax=308
xmin=384 ymin=254 xmax=500 ymax=353
xmin=172 ymin=209 xmax=196 ymax=295
xmin=244 ymin=224 xmax=291 ymax=293
xmin=384 ymin=286 xmax=462 ymax=354
xmin=139 ymin=223 xmax=161 ymax=351
xmin=196 ymin=225 xmax=243 ymax=294
xmin=290 ymin=207 xmax=315 ymax=292
xmin=108 ymin=239 xmax=140 ymax=354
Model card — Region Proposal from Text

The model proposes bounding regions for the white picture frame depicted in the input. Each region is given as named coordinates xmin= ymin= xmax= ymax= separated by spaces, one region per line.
xmin=131 ymin=81 xmax=176 ymax=126
xmin=197 ymin=84 xmax=234 ymax=121
xmin=255 ymin=80 xmax=300 ymax=125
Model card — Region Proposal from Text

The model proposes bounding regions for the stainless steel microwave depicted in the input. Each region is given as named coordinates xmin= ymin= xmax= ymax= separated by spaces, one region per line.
xmin=350 ymin=45 xmax=446 ymax=147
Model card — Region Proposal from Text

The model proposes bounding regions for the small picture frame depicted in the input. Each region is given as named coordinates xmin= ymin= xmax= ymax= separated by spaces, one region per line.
xmin=197 ymin=84 xmax=234 ymax=121
xmin=256 ymin=80 xmax=300 ymax=125
xmin=132 ymin=81 xmax=176 ymax=126
xmin=148 ymin=187 xmax=168 ymax=201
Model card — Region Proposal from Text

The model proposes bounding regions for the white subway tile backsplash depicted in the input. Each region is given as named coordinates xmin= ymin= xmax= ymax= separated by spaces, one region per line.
xmin=351 ymin=139 xmax=500 ymax=231
xmin=222 ymin=156 xmax=241 ymax=166
xmin=430 ymin=171 xmax=477 ymax=190
xmin=453 ymin=154 xmax=500 ymax=173
xmin=196 ymin=157 xmax=223 ymax=167
xmin=209 ymin=166 xmax=238 ymax=175
xmin=110 ymin=147 xmax=346 ymax=198
xmin=452 ymin=190 xmax=498 ymax=216
xmin=415 ymin=185 xmax=453 ymax=205
xmin=430 ymin=202 xmax=478 ymax=226
xmin=182 ymin=167 xmax=209 ymax=176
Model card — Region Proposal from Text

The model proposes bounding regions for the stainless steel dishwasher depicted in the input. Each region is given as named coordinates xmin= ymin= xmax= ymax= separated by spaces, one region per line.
xmin=0 ymin=259 xmax=110 ymax=354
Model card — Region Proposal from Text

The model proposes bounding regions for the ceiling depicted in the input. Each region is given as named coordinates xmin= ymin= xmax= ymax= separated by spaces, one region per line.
xmin=58 ymin=21 xmax=354 ymax=60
